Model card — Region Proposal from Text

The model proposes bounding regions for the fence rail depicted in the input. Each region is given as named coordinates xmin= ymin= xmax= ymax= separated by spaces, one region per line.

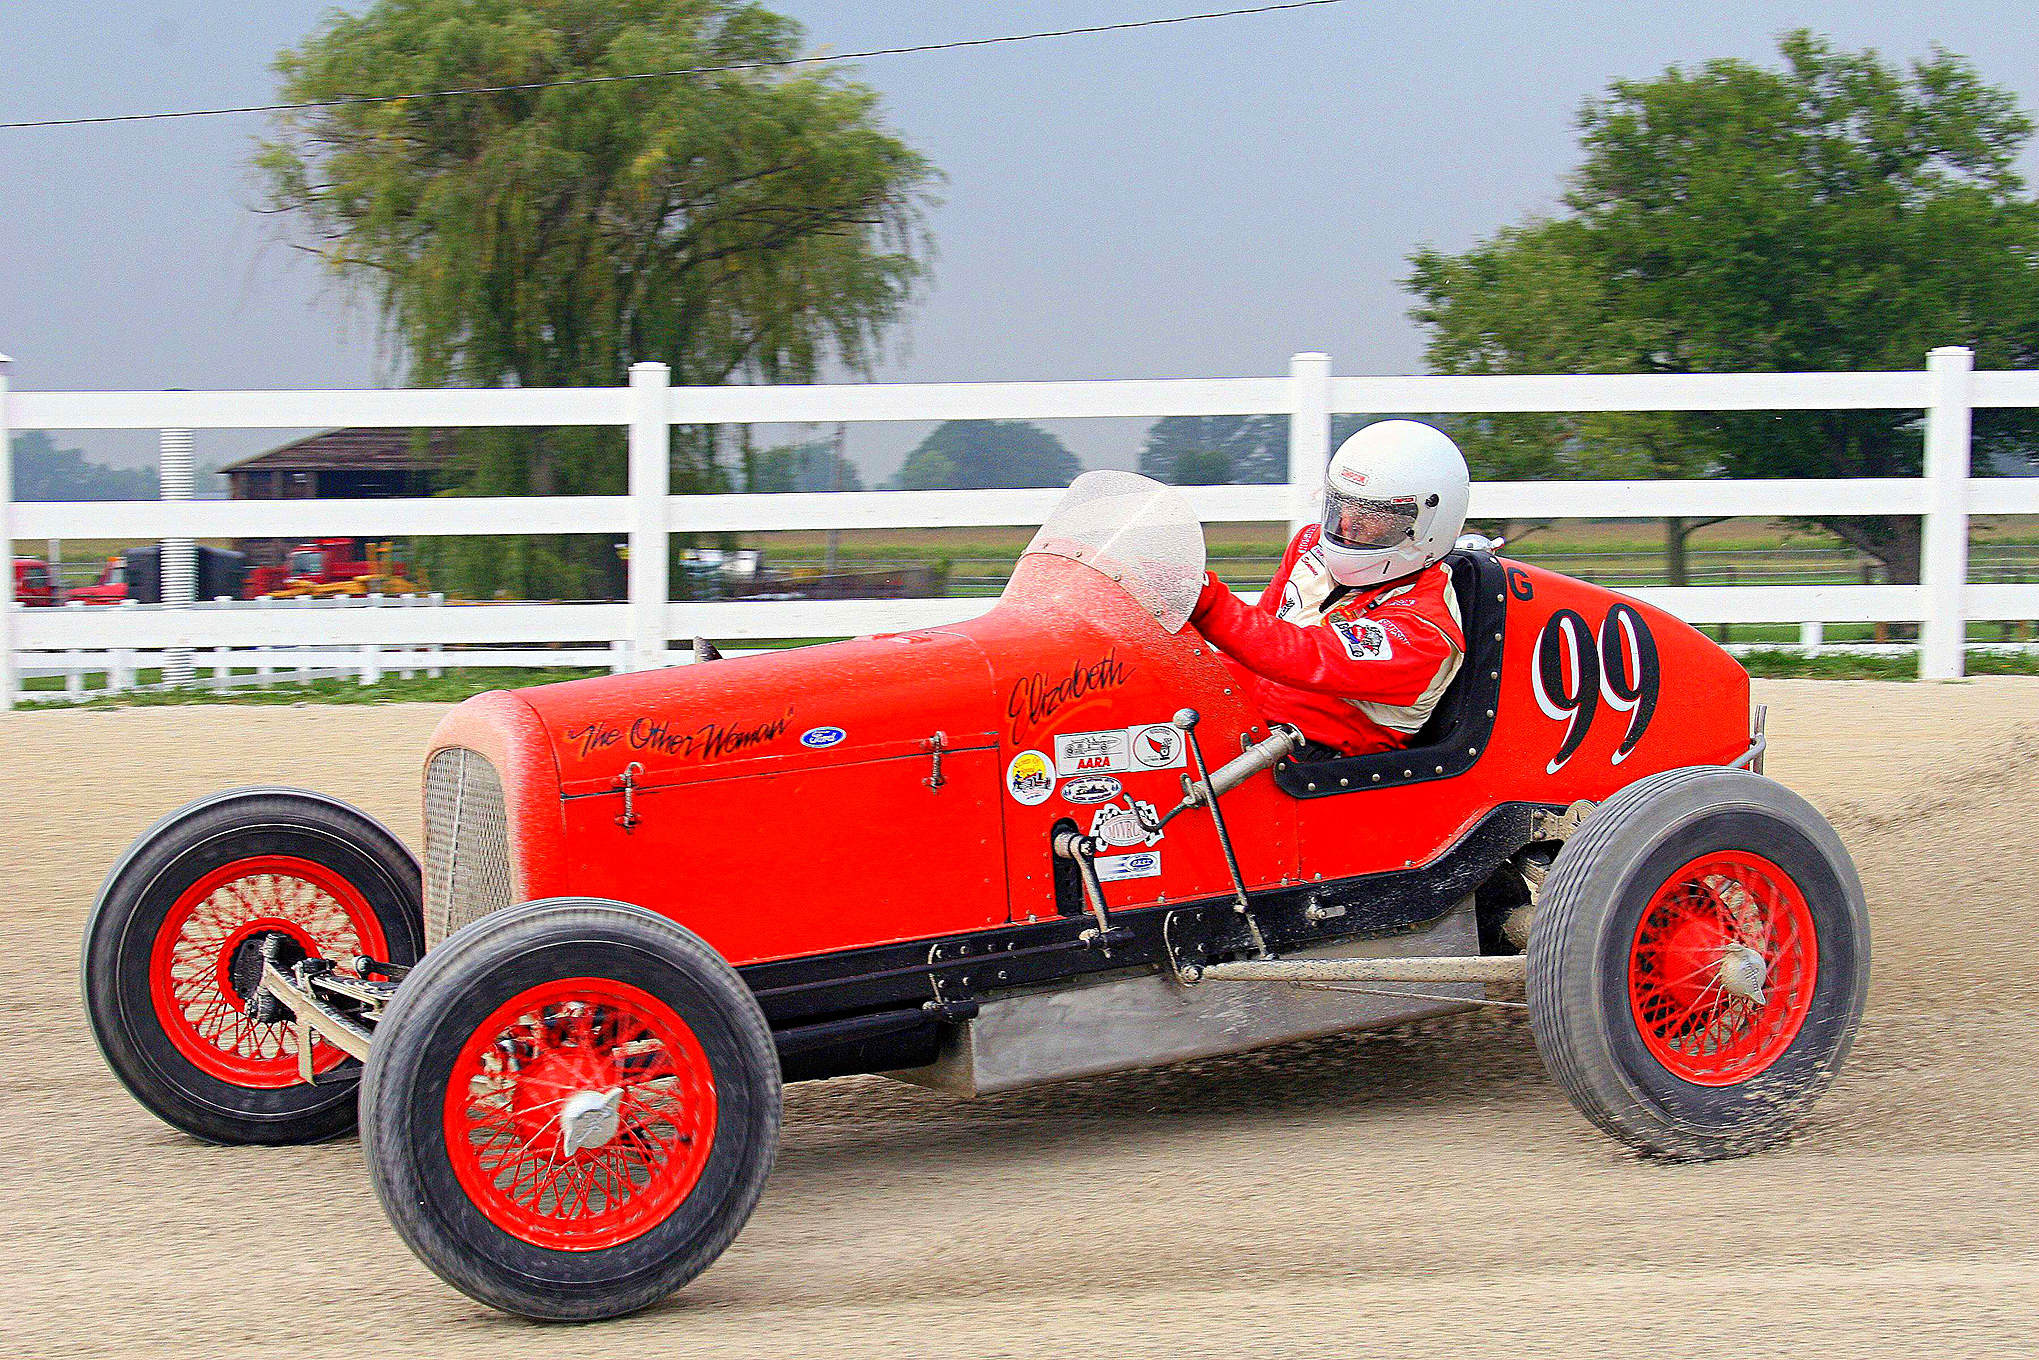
xmin=3 ymin=346 xmax=2032 ymax=706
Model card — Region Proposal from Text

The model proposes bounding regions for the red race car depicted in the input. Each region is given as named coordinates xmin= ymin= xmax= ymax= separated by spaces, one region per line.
xmin=84 ymin=472 xmax=1868 ymax=1321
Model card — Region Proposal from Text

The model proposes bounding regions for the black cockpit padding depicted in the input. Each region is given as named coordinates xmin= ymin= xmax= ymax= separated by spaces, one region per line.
xmin=1272 ymin=551 xmax=1508 ymax=798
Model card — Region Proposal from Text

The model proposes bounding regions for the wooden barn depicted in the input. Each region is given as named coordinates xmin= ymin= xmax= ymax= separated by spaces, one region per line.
xmin=220 ymin=429 xmax=453 ymax=567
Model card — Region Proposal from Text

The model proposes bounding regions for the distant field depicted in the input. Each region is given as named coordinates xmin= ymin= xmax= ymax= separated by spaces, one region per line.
xmin=20 ymin=515 xmax=2039 ymax=650
xmin=22 ymin=514 xmax=2039 ymax=570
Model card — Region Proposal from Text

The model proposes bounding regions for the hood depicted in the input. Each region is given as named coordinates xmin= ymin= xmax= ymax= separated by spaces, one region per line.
xmin=514 ymin=629 xmax=1002 ymax=796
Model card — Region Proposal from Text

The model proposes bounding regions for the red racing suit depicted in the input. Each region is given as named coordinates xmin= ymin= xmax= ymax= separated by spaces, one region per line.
xmin=1190 ymin=524 xmax=1465 ymax=756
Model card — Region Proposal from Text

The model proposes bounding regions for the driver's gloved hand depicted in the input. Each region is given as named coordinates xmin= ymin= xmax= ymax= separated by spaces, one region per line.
xmin=1192 ymin=571 xmax=1229 ymax=624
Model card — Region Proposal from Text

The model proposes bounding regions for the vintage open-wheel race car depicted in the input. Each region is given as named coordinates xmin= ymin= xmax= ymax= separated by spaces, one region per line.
xmin=83 ymin=471 xmax=1869 ymax=1320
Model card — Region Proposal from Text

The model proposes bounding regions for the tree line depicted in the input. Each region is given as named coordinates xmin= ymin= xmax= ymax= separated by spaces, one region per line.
xmin=9 ymin=432 xmax=159 ymax=500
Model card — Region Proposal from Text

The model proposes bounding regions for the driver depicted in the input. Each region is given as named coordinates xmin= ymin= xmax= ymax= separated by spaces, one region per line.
xmin=1189 ymin=420 xmax=1471 ymax=757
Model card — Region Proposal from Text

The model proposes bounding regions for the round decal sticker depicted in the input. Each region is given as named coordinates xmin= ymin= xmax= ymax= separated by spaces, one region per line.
xmin=1130 ymin=724 xmax=1184 ymax=769
xmin=1005 ymin=749 xmax=1055 ymax=806
xmin=800 ymin=726 xmax=847 ymax=749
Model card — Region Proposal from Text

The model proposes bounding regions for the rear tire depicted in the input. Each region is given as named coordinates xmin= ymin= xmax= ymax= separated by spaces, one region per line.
xmin=82 ymin=788 xmax=425 ymax=1145
xmin=1526 ymin=766 xmax=1869 ymax=1160
xmin=361 ymin=898 xmax=781 ymax=1321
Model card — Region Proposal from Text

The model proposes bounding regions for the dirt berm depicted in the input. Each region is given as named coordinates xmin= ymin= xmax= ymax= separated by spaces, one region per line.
xmin=2 ymin=679 xmax=2034 ymax=1358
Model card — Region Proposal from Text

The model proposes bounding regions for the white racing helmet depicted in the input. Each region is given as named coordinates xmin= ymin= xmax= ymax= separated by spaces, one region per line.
xmin=1318 ymin=420 xmax=1470 ymax=587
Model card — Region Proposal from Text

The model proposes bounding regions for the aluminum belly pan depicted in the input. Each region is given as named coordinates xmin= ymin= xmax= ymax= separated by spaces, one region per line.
xmin=888 ymin=898 xmax=1481 ymax=1097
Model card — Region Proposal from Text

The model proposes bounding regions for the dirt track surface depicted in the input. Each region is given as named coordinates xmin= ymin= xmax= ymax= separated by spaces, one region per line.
xmin=4 ymin=680 xmax=2036 ymax=1358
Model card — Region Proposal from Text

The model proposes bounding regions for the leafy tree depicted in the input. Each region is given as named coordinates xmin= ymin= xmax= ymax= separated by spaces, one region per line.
xmin=889 ymin=420 xmax=1081 ymax=490
xmin=1140 ymin=415 xmax=1283 ymax=484
xmin=1137 ymin=414 xmax=1375 ymax=486
xmin=1168 ymin=446 xmax=1234 ymax=486
xmin=1405 ymin=31 xmax=2039 ymax=581
xmin=259 ymin=0 xmax=935 ymax=596
xmin=747 ymin=438 xmax=864 ymax=493
xmin=10 ymin=431 xmax=158 ymax=500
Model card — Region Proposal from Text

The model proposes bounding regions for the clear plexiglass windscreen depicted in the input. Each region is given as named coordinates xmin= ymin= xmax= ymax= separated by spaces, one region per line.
xmin=1018 ymin=471 xmax=1208 ymax=633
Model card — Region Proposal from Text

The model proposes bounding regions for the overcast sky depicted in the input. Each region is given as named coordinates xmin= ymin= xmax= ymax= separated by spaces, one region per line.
xmin=3 ymin=1 xmax=2036 ymax=480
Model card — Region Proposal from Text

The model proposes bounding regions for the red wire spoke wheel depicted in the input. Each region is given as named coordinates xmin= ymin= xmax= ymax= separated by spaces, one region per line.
xmin=362 ymin=899 xmax=779 ymax=1322
xmin=84 ymin=790 xmax=424 ymax=1145
xmin=148 ymin=855 xmax=389 ymax=1088
xmin=1527 ymin=767 xmax=1869 ymax=1161
xmin=442 ymin=977 xmax=718 ymax=1251
xmin=1627 ymin=851 xmax=1817 ymax=1086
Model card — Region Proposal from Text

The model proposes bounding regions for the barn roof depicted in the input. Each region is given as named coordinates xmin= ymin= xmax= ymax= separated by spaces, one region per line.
xmin=219 ymin=428 xmax=454 ymax=474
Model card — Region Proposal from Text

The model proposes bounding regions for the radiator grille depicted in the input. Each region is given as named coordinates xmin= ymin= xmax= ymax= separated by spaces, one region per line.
xmin=423 ymin=747 xmax=517 ymax=949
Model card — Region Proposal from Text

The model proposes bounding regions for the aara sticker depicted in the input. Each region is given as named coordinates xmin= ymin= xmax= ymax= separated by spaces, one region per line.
xmin=1005 ymin=749 xmax=1056 ymax=806
xmin=1096 ymin=850 xmax=1162 ymax=883
xmin=1054 ymin=729 xmax=1130 ymax=775
xmin=1053 ymin=724 xmax=1189 ymax=776
xmin=1061 ymin=774 xmax=1123 ymax=805
xmin=1089 ymin=798 xmax=1163 ymax=849
xmin=800 ymin=726 xmax=847 ymax=749
xmin=1128 ymin=723 xmax=1186 ymax=770
xmin=1330 ymin=615 xmax=1393 ymax=661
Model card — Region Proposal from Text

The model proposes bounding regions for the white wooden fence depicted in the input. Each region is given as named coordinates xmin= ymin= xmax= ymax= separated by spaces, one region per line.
xmin=4 ymin=346 xmax=2038 ymax=707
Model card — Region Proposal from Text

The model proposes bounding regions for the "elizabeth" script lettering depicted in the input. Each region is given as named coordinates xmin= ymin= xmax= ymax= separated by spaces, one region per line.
xmin=1005 ymin=649 xmax=1131 ymax=742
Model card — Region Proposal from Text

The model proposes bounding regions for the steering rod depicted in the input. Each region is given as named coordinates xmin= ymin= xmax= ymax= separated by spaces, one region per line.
xmin=1166 ymin=709 xmax=1296 ymax=956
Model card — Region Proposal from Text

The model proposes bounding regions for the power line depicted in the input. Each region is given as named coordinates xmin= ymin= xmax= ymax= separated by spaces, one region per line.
xmin=0 ymin=1 xmax=1345 ymax=132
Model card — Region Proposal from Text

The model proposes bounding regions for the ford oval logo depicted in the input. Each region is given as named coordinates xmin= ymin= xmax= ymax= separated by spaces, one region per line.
xmin=801 ymin=726 xmax=847 ymax=749
xmin=1061 ymin=775 xmax=1123 ymax=804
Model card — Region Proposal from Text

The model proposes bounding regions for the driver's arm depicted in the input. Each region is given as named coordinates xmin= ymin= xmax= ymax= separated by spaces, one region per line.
xmin=1190 ymin=573 xmax=1458 ymax=705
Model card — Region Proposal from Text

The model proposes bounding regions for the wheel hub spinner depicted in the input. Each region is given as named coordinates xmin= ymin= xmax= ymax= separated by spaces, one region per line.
xmin=1717 ymin=942 xmax=1769 ymax=1007
xmin=559 ymin=1087 xmax=624 ymax=1155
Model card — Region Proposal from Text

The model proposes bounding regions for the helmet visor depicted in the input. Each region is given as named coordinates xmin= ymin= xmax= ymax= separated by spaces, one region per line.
xmin=1323 ymin=489 xmax=1420 ymax=551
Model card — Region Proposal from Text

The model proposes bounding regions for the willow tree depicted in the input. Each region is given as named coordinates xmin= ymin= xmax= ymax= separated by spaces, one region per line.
xmin=258 ymin=0 xmax=936 ymax=597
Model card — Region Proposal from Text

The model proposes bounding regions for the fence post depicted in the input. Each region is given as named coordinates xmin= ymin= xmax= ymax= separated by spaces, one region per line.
xmin=159 ymin=427 xmax=195 ymax=687
xmin=296 ymin=595 xmax=314 ymax=685
xmin=1920 ymin=345 xmax=1975 ymax=680
xmin=256 ymin=596 xmax=275 ymax=686
xmin=65 ymin=602 xmax=84 ymax=698
xmin=112 ymin=601 xmax=137 ymax=693
xmin=0 ymin=352 xmax=14 ymax=710
xmin=360 ymin=593 xmax=383 ymax=685
xmin=398 ymin=593 xmax=416 ymax=679
xmin=1285 ymin=352 xmax=1333 ymax=535
xmin=427 ymin=592 xmax=445 ymax=677
xmin=628 ymin=361 xmax=671 ymax=671
xmin=212 ymin=596 xmax=231 ymax=689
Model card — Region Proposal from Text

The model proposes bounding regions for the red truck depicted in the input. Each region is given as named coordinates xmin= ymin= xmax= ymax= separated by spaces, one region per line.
xmin=67 ymin=543 xmax=425 ymax=604
xmin=70 ymin=547 xmax=251 ymax=605
xmin=242 ymin=538 xmax=422 ymax=598
xmin=13 ymin=559 xmax=57 ymax=607
xmin=66 ymin=555 xmax=132 ymax=605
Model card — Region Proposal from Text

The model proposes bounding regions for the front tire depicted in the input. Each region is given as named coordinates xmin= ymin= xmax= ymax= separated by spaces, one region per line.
xmin=82 ymin=788 xmax=425 ymax=1145
xmin=1526 ymin=766 xmax=1869 ymax=1160
xmin=360 ymin=898 xmax=781 ymax=1321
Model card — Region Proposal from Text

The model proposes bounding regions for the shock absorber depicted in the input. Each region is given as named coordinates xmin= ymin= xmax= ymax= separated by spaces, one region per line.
xmin=1052 ymin=829 xmax=1131 ymax=951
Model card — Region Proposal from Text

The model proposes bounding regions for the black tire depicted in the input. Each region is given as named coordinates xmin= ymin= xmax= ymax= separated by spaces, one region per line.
xmin=82 ymin=788 xmax=425 ymax=1145
xmin=360 ymin=898 xmax=781 ymax=1321
xmin=1526 ymin=766 xmax=1869 ymax=1160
